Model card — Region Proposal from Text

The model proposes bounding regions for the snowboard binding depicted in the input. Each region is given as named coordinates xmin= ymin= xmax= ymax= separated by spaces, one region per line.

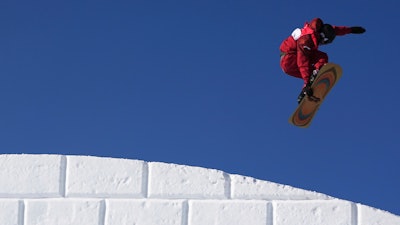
xmin=297 ymin=70 xmax=320 ymax=104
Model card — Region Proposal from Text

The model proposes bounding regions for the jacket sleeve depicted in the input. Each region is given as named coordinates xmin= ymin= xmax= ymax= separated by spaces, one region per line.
xmin=296 ymin=35 xmax=316 ymax=86
xmin=333 ymin=26 xmax=352 ymax=36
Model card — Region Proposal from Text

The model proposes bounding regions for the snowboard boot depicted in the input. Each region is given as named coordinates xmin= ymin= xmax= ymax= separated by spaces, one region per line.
xmin=297 ymin=86 xmax=314 ymax=104
xmin=297 ymin=70 xmax=319 ymax=104
xmin=309 ymin=69 xmax=319 ymax=85
xmin=297 ymin=91 xmax=305 ymax=104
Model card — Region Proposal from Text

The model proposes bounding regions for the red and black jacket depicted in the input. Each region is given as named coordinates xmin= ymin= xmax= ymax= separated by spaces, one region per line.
xmin=280 ymin=18 xmax=352 ymax=85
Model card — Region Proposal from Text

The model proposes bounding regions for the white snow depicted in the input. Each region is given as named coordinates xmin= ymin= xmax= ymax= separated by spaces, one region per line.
xmin=0 ymin=154 xmax=398 ymax=225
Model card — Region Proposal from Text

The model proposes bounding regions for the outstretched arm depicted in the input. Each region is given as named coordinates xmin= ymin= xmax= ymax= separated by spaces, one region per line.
xmin=334 ymin=26 xmax=366 ymax=36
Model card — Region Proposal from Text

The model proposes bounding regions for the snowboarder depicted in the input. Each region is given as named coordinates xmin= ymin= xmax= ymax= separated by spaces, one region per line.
xmin=279 ymin=18 xmax=366 ymax=103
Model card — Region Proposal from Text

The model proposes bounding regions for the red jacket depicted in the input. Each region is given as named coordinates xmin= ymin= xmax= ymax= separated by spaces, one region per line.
xmin=280 ymin=18 xmax=352 ymax=84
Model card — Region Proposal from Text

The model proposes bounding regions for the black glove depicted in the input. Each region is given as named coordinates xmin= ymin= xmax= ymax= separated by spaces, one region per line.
xmin=351 ymin=26 xmax=366 ymax=34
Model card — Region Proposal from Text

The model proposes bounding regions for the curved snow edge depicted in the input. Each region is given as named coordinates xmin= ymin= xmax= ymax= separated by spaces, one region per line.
xmin=0 ymin=154 xmax=398 ymax=225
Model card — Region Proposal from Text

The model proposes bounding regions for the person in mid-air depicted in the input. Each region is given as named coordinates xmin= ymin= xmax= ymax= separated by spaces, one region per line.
xmin=279 ymin=18 xmax=366 ymax=103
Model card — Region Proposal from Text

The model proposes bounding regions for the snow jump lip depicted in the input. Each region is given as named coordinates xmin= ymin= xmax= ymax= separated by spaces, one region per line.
xmin=1 ymin=154 xmax=399 ymax=224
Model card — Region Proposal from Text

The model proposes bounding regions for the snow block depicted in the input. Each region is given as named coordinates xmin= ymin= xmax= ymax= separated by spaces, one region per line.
xmin=25 ymin=199 xmax=103 ymax=225
xmin=0 ymin=200 xmax=21 ymax=225
xmin=0 ymin=154 xmax=63 ymax=197
xmin=231 ymin=174 xmax=332 ymax=200
xmin=189 ymin=200 xmax=269 ymax=225
xmin=359 ymin=204 xmax=400 ymax=225
xmin=66 ymin=156 xmax=146 ymax=197
xmin=148 ymin=162 xmax=227 ymax=199
xmin=274 ymin=200 xmax=353 ymax=225
xmin=105 ymin=199 xmax=185 ymax=225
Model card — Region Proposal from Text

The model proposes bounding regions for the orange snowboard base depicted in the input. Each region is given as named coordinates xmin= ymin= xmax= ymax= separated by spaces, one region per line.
xmin=289 ymin=63 xmax=343 ymax=128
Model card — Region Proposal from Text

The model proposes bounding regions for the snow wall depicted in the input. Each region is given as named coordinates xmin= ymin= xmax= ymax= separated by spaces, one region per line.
xmin=0 ymin=154 xmax=399 ymax=225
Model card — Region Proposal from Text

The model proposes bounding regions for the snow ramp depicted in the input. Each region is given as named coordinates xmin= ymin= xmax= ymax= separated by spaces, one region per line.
xmin=0 ymin=154 xmax=398 ymax=225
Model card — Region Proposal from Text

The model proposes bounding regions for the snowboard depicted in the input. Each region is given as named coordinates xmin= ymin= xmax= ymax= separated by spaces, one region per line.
xmin=289 ymin=63 xmax=342 ymax=128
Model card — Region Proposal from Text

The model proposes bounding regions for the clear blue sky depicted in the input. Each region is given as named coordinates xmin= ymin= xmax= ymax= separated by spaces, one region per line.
xmin=1 ymin=0 xmax=399 ymax=216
